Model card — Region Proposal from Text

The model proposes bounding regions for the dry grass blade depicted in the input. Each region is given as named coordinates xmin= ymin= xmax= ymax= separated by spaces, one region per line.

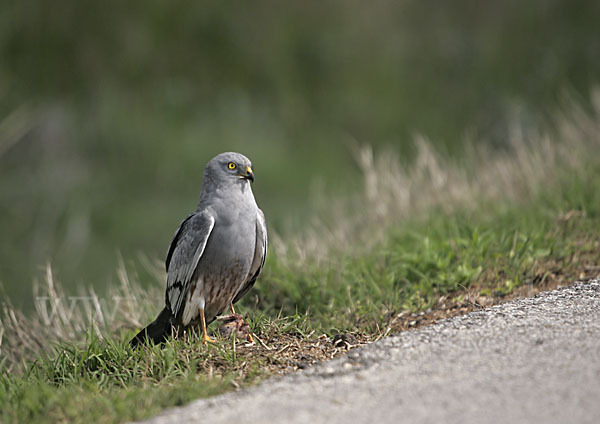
xmin=275 ymin=90 xmax=600 ymax=264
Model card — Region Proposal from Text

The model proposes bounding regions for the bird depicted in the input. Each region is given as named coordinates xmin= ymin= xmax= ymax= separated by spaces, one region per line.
xmin=130 ymin=152 xmax=267 ymax=347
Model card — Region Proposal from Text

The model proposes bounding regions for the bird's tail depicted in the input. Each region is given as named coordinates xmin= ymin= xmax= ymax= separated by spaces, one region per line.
xmin=129 ymin=307 xmax=174 ymax=347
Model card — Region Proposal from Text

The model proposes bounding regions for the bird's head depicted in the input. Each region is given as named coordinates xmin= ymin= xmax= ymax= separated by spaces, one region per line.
xmin=205 ymin=152 xmax=255 ymax=185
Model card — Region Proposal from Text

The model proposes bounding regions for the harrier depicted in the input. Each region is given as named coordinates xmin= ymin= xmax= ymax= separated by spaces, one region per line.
xmin=130 ymin=152 xmax=267 ymax=346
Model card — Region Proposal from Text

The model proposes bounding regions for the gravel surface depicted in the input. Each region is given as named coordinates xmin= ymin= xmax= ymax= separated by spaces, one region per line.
xmin=140 ymin=280 xmax=600 ymax=424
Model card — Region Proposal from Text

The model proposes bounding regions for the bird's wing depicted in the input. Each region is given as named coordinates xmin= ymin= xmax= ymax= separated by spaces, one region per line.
xmin=165 ymin=211 xmax=215 ymax=319
xmin=233 ymin=208 xmax=268 ymax=305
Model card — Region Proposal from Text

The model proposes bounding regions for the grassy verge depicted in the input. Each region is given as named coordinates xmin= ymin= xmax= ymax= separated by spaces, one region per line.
xmin=1 ymin=103 xmax=600 ymax=423
xmin=1 ymin=199 xmax=598 ymax=423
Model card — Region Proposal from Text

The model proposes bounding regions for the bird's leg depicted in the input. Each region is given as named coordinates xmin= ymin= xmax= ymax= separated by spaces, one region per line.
xmin=200 ymin=308 xmax=216 ymax=344
xmin=229 ymin=302 xmax=236 ymax=315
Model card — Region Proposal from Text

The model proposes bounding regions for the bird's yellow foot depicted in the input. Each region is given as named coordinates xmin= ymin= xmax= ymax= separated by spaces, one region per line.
xmin=202 ymin=334 xmax=217 ymax=344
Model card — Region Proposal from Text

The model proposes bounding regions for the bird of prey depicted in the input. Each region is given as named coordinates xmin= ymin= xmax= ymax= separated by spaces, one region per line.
xmin=130 ymin=152 xmax=267 ymax=346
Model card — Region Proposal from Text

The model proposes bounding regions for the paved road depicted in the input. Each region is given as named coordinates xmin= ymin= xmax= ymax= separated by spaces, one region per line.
xmin=142 ymin=280 xmax=600 ymax=424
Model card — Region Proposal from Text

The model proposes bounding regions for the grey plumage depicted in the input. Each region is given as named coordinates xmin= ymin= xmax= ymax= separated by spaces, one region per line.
xmin=130 ymin=152 xmax=267 ymax=346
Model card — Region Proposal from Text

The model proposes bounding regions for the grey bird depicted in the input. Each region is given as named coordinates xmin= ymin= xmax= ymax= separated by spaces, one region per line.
xmin=130 ymin=152 xmax=267 ymax=346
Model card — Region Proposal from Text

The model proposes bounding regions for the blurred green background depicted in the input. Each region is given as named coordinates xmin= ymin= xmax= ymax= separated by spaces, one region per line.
xmin=1 ymin=0 xmax=599 ymax=308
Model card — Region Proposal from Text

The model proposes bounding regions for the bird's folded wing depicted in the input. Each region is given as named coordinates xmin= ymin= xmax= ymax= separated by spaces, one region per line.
xmin=233 ymin=208 xmax=268 ymax=304
xmin=165 ymin=211 xmax=215 ymax=319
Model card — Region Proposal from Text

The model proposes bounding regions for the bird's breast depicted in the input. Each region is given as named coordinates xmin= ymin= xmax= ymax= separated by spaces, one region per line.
xmin=183 ymin=198 xmax=258 ymax=324
xmin=194 ymin=210 xmax=256 ymax=291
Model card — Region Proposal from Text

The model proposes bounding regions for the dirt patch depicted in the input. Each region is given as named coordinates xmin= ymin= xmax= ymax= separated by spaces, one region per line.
xmin=200 ymin=255 xmax=600 ymax=388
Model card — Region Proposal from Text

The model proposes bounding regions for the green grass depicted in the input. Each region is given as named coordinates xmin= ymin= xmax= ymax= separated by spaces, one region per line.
xmin=0 ymin=335 xmax=235 ymax=423
xmin=0 ymin=316 xmax=314 ymax=424
xmin=259 ymin=186 xmax=599 ymax=330
xmin=2 ymin=156 xmax=599 ymax=422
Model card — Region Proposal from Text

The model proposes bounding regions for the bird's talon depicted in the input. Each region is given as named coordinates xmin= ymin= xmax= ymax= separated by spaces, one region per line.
xmin=202 ymin=335 xmax=217 ymax=344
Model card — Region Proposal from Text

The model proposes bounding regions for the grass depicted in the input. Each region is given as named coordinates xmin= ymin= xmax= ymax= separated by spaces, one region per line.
xmin=0 ymin=315 xmax=325 ymax=424
xmin=1 ymin=100 xmax=600 ymax=423
xmin=1 ymin=205 xmax=597 ymax=423
xmin=0 ymin=334 xmax=236 ymax=423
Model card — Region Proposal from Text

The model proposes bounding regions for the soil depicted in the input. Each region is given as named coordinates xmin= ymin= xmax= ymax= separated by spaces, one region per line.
xmin=205 ymin=255 xmax=600 ymax=386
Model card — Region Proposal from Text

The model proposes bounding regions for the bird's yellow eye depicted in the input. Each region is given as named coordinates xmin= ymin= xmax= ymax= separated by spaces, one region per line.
xmin=228 ymin=162 xmax=237 ymax=170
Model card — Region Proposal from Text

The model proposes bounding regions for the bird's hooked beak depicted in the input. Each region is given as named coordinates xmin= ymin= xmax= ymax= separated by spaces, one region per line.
xmin=240 ymin=166 xmax=254 ymax=183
